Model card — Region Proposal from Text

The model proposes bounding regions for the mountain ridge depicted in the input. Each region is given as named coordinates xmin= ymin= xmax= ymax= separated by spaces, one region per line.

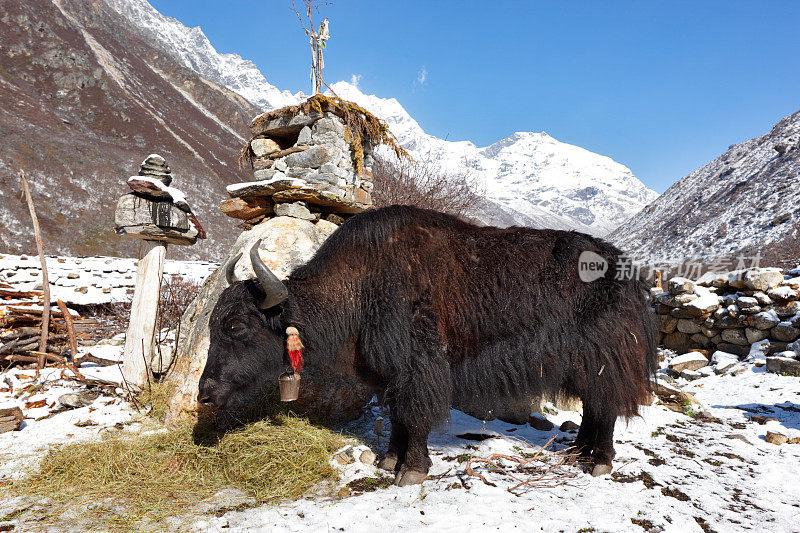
xmin=610 ymin=109 xmax=800 ymax=266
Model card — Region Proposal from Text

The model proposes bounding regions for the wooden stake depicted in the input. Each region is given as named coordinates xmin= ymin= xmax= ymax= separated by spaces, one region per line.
xmin=56 ymin=299 xmax=78 ymax=359
xmin=121 ymin=239 xmax=167 ymax=387
xmin=19 ymin=170 xmax=50 ymax=368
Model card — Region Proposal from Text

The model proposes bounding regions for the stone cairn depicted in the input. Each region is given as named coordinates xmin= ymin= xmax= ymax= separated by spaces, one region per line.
xmin=221 ymin=101 xmax=377 ymax=228
xmin=655 ymin=266 xmax=800 ymax=377
xmin=114 ymin=154 xmax=205 ymax=388
xmin=115 ymin=154 xmax=206 ymax=245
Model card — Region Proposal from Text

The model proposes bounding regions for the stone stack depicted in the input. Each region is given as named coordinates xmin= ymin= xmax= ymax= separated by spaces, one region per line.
xmin=654 ymin=266 xmax=800 ymax=375
xmin=114 ymin=154 xmax=204 ymax=245
xmin=221 ymin=107 xmax=376 ymax=228
xmin=137 ymin=154 xmax=172 ymax=186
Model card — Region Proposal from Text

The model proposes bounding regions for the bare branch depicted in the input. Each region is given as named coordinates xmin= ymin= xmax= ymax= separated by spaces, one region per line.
xmin=372 ymin=151 xmax=485 ymax=219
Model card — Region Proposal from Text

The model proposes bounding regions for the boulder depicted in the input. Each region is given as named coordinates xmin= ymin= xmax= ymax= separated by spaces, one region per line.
xmin=274 ymin=201 xmax=315 ymax=221
xmin=250 ymin=112 xmax=317 ymax=138
xmin=753 ymin=292 xmax=772 ymax=306
xmin=768 ymin=285 xmax=799 ymax=301
xmin=528 ymin=414 xmax=554 ymax=431
xmin=283 ymin=145 xmax=335 ymax=169
xmin=717 ymin=342 xmax=751 ymax=357
xmin=683 ymin=291 xmax=720 ymax=316
xmin=745 ymin=327 xmax=769 ymax=344
xmin=721 ymin=328 xmax=749 ymax=346
xmin=250 ymin=138 xmax=281 ymax=158
xmin=662 ymin=331 xmax=694 ymax=354
xmin=297 ymin=126 xmax=313 ymax=146
xmin=219 ymin=197 xmax=271 ymax=220
xmin=164 ymin=216 xmax=373 ymax=427
xmin=0 ymin=407 xmax=23 ymax=434
xmin=114 ymin=194 xmax=198 ymax=245
xmin=774 ymin=301 xmax=800 ymax=318
xmin=771 ymin=323 xmax=800 ymax=342
xmin=669 ymin=351 xmax=708 ymax=373
xmin=677 ymin=319 xmax=702 ymax=334
xmin=711 ymin=351 xmax=740 ymax=374
xmin=668 ymin=277 xmax=695 ymax=295
xmin=690 ymin=333 xmax=713 ymax=348
xmin=271 ymin=188 xmax=370 ymax=215
xmin=765 ymin=356 xmax=800 ymax=376
xmin=656 ymin=292 xmax=697 ymax=307
xmin=747 ymin=339 xmax=771 ymax=360
xmin=657 ymin=314 xmax=678 ymax=334
xmin=742 ymin=268 xmax=784 ymax=291
xmin=748 ymin=311 xmax=780 ymax=330
xmin=736 ymin=297 xmax=760 ymax=314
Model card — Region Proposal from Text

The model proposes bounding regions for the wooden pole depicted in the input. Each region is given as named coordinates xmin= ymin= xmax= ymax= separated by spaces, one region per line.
xmin=19 ymin=170 xmax=50 ymax=368
xmin=56 ymin=299 xmax=78 ymax=359
xmin=121 ymin=240 xmax=167 ymax=388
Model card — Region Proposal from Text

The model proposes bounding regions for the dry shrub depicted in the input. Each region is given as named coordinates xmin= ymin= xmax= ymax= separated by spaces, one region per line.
xmin=371 ymin=151 xmax=485 ymax=219
xmin=158 ymin=275 xmax=201 ymax=333
xmin=7 ymin=414 xmax=345 ymax=528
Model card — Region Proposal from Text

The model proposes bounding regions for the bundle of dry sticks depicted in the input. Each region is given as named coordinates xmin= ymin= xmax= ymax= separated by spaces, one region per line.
xmin=0 ymin=279 xmax=97 ymax=366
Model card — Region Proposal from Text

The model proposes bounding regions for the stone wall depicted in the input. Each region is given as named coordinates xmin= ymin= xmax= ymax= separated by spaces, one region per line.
xmin=0 ymin=253 xmax=216 ymax=306
xmin=655 ymin=267 xmax=800 ymax=376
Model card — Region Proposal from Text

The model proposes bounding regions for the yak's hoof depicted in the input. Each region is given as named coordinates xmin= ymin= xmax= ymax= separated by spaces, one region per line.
xmin=591 ymin=463 xmax=613 ymax=477
xmin=394 ymin=468 xmax=427 ymax=486
xmin=377 ymin=455 xmax=398 ymax=472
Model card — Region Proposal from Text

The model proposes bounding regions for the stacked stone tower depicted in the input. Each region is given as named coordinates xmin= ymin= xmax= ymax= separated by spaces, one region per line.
xmin=221 ymin=101 xmax=377 ymax=228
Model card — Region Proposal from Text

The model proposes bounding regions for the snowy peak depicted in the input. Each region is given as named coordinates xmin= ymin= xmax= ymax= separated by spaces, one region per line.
xmin=104 ymin=0 xmax=300 ymax=110
xmin=330 ymin=82 xmax=656 ymax=235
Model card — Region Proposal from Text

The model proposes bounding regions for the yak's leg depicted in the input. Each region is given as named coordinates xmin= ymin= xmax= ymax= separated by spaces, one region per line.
xmin=394 ymin=422 xmax=433 ymax=487
xmin=572 ymin=405 xmax=597 ymax=463
xmin=377 ymin=419 xmax=408 ymax=472
xmin=589 ymin=411 xmax=616 ymax=477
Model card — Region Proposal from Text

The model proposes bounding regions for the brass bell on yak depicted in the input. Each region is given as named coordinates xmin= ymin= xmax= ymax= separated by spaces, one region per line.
xmin=278 ymin=373 xmax=300 ymax=402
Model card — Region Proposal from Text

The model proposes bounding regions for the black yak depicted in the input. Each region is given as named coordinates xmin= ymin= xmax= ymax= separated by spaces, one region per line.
xmin=199 ymin=205 xmax=657 ymax=485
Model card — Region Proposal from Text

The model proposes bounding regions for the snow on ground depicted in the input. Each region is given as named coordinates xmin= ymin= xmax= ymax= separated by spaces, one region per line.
xmin=0 ymin=342 xmax=141 ymax=483
xmin=1 ymin=343 xmax=799 ymax=532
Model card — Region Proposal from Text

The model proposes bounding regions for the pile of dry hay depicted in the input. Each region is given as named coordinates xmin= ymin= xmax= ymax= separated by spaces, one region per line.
xmin=4 ymin=384 xmax=346 ymax=528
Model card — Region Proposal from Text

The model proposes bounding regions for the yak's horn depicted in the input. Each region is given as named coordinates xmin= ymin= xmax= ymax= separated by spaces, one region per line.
xmin=224 ymin=252 xmax=243 ymax=285
xmin=250 ymin=239 xmax=288 ymax=309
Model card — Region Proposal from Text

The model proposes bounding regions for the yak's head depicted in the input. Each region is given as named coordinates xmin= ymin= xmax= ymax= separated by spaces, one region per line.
xmin=198 ymin=240 xmax=293 ymax=428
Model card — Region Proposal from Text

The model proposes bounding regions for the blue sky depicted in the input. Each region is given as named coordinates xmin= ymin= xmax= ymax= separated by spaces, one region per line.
xmin=150 ymin=0 xmax=800 ymax=193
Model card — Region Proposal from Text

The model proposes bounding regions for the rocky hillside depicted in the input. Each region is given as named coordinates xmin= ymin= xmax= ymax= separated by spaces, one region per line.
xmin=611 ymin=110 xmax=800 ymax=266
xmin=0 ymin=0 xmax=259 ymax=260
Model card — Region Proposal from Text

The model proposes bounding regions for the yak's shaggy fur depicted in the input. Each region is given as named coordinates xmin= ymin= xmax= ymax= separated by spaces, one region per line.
xmin=200 ymin=205 xmax=658 ymax=483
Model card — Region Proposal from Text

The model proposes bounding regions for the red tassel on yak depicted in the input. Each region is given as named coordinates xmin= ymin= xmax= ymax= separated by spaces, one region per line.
xmin=286 ymin=326 xmax=304 ymax=373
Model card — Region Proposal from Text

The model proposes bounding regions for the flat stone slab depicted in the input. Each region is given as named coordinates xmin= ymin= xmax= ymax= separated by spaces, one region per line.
xmin=226 ymin=178 xmax=307 ymax=198
xmin=249 ymin=113 xmax=318 ymax=139
xmin=272 ymin=188 xmax=370 ymax=215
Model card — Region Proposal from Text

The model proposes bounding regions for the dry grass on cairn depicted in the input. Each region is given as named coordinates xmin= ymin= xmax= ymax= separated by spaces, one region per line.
xmin=4 ymin=382 xmax=346 ymax=529
xmin=240 ymin=93 xmax=412 ymax=175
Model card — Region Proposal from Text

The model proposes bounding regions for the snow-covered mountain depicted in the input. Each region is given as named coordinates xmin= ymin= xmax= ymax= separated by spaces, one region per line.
xmin=104 ymin=0 xmax=299 ymax=111
xmin=610 ymin=110 xmax=800 ymax=266
xmin=106 ymin=0 xmax=657 ymax=236
xmin=329 ymin=82 xmax=658 ymax=235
